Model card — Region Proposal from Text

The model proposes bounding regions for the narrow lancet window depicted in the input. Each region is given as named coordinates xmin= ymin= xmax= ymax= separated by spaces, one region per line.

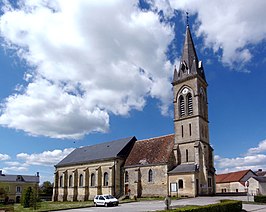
xmin=179 ymin=96 xmax=185 ymax=117
xmin=187 ymin=93 xmax=193 ymax=115
xmin=148 ymin=169 xmax=153 ymax=182
xmin=91 ymin=173 xmax=95 ymax=186
xmin=104 ymin=172 xmax=108 ymax=186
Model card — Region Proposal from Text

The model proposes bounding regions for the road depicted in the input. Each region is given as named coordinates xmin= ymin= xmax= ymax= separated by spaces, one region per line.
xmin=58 ymin=196 xmax=266 ymax=212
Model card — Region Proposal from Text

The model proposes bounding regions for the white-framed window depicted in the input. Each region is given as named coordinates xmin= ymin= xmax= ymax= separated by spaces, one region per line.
xmin=16 ymin=186 xmax=21 ymax=193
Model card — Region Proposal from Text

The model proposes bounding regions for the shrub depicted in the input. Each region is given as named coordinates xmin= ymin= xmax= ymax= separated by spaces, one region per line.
xmin=172 ymin=200 xmax=242 ymax=212
xmin=254 ymin=195 xmax=266 ymax=203
xmin=21 ymin=186 xmax=40 ymax=209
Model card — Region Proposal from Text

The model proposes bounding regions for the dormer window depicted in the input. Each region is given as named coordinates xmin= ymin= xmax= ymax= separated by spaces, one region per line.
xmin=16 ymin=175 xmax=23 ymax=181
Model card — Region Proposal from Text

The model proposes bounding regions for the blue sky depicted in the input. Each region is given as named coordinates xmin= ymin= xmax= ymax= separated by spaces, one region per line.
xmin=0 ymin=0 xmax=266 ymax=183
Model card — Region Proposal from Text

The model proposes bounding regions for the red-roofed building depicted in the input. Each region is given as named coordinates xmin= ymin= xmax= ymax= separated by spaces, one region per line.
xmin=216 ymin=170 xmax=256 ymax=193
xmin=124 ymin=134 xmax=176 ymax=197
xmin=53 ymin=24 xmax=216 ymax=201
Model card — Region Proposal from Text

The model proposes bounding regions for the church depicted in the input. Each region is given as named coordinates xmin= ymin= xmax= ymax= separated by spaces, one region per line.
xmin=52 ymin=24 xmax=216 ymax=201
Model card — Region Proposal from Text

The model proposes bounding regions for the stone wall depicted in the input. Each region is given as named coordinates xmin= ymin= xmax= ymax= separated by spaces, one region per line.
xmin=124 ymin=165 xmax=168 ymax=198
xmin=53 ymin=158 xmax=125 ymax=201
xmin=169 ymin=173 xmax=196 ymax=197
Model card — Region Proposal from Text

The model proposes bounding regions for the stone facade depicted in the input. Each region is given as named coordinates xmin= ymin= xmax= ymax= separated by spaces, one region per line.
xmin=248 ymin=177 xmax=266 ymax=195
xmin=53 ymin=24 xmax=216 ymax=201
xmin=53 ymin=159 xmax=125 ymax=201
xmin=216 ymin=170 xmax=256 ymax=194
xmin=124 ymin=165 xmax=169 ymax=197
xmin=0 ymin=171 xmax=39 ymax=203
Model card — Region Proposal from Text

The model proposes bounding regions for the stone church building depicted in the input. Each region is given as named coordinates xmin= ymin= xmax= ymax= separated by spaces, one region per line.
xmin=52 ymin=24 xmax=215 ymax=201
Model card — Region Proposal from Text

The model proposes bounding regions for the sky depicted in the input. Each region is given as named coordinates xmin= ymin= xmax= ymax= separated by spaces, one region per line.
xmin=0 ymin=0 xmax=265 ymax=183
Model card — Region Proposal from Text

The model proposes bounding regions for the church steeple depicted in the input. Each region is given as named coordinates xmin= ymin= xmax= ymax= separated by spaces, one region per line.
xmin=172 ymin=25 xmax=206 ymax=84
xmin=171 ymin=23 xmax=215 ymax=196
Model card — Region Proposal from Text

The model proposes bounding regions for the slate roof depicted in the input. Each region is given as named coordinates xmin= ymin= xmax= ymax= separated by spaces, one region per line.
xmin=216 ymin=170 xmax=253 ymax=183
xmin=56 ymin=136 xmax=136 ymax=167
xmin=124 ymin=134 xmax=174 ymax=167
xmin=172 ymin=25 xmax=206 ymax=84
xmin=252 ymin=176 xmax=266 ymax=183
xmin=0 ymin=173 xmax=39 ymax=183
xmin=255 ymin=170 xmax=266 ymax=176
xmin=168 ymin=163 xmax=197 ymax=174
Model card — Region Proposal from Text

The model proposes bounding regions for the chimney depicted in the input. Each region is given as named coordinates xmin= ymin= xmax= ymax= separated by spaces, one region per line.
xmin=37 ymin=172 xmax=39 ymax=177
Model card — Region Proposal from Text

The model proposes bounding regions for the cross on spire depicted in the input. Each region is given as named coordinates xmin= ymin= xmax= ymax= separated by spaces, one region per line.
xmin=186 ymin=12 xmax=189 ymax=26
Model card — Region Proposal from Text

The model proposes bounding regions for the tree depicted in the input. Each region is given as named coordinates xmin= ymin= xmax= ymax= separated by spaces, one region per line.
xmin=22 ymin=187 xmax=32 ymax=208
xmin=21 ymin=186 xmax=39 ymax=209
xmin=40 ymin=181 xmax=53 ymax=196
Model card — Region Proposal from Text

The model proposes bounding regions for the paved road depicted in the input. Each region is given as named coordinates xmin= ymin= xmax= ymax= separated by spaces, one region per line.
xmin=59 ymin=196 xmax=266 ymax=212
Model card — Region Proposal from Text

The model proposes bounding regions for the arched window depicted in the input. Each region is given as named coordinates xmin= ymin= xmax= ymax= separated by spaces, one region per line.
xmin=178 ymin=179 xmax=184 ymax=189
xmin=91 ymin=173 xmax=95 ymax=187
xmin=79 ymin=174 xmax=83 ymax=187
xmin=59 ymin=176 xmax=63 ymax=188
xmin=148 ymin=169 xmax=153 ymax=182
xmin=187 ymin=93 xmax=193 ymax=115
xmin=69 ymin=175 xmax=73 ymax=187
xmin=103 ymin=172 xmax=108 ymax=186
xmin=125 ymin=171 xmax=129 ymax=183
xmin=179 ymin=95 xmax=185 ymax=117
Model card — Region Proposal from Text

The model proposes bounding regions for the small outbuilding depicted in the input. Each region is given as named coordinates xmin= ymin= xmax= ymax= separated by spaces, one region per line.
xmin=216 ymin=170 xmax=256 ymax=194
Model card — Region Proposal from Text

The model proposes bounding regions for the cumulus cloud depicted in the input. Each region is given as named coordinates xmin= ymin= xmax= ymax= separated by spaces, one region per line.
xmin=215 ymin=138 xmax=266 ymax=173
xmin=17 ymin=148 xmax=74 ymax=166
xmin=0 ymin=153 xmax=10 ymax=161
xmin=3 ymin=166 xmax=28 ymax=173
xmin=169 ymin=0 xmax=266 ymax=68
xmin=247 ymin=139 xmax=266 ymax=155
xmin=0 ymin=0 xmax=174 ymax=139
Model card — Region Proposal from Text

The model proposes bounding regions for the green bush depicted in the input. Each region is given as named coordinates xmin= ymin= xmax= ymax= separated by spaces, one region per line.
xmin=172 ymin=200 xmax=242 ymax=212
xmin=21 ymin=186 xmax=40 ymax=209
xmin=254 ymin=195 xmax=266 ymax=203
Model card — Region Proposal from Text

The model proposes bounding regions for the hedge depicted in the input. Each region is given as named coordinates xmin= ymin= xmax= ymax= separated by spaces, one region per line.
xmin=254 ymin=195 xmax=266 ymax=203
xmin=172 ymin=200 xmax=242 ymax=212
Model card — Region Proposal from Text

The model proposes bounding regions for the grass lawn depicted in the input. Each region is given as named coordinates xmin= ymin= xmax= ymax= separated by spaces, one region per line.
xmin=13 ymin=201 xmax=94 ymax=212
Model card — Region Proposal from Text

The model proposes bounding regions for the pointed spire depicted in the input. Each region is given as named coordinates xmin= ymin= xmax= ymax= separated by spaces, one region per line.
xmin=172 ymin=22 xmax=206 ymax=84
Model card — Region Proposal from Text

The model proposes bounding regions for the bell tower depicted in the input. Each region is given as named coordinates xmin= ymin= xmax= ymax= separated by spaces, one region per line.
xmin=172 ymin=24 xmax=215 ymax=195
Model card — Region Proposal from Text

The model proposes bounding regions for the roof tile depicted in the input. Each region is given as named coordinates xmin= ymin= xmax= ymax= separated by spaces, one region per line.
xmin=124 ymin=134 xmax=174 ymax=167
xmin=216 ymin=170 xmax=251 ymax=183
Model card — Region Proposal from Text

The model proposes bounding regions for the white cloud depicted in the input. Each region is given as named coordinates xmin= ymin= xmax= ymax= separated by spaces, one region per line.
xmin=169 ymin=0 xmax=266 ymax=68
xmin=215 ymin=138 xmax=266 ymax=174
xmin=0 ymin=0 xmax=174 ymax=139
xmin=3 ymin=166 xmax=28 ymax=173
xmin=247 ymin=139 xmax=266 ymax=155
xmin=0 ymin=153 xmax=10 ymax=161
xmin=17 ymin=148 xmax=75 ymax=166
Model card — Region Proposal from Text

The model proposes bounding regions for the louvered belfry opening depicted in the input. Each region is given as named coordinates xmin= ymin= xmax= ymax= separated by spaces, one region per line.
xmin=187 ymin=93 xmax=193 ymax=115
xmin=179 ymin=96 xmax=185 ymax=117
